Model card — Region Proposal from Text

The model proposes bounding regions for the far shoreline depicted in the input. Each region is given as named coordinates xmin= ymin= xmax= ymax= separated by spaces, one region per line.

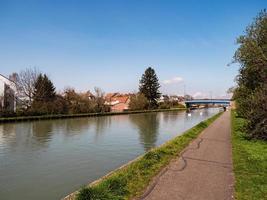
xmin=0 ymin=108 xmax=186 ymax=124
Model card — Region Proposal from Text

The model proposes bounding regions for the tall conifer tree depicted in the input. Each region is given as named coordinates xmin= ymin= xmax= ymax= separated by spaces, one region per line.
xmin=33 ymin=74 xmax=56 ymax=102
xmin=139 ymin=67 xmax=161 ymax=108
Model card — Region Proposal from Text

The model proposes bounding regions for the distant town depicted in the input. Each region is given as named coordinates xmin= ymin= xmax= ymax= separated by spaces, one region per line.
xmin=0 ymin=67 xmax=201 ymax=116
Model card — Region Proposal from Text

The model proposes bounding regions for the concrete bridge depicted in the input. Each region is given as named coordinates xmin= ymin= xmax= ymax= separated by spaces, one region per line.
xmin=185 ymin=99 xmax=230 ymax=108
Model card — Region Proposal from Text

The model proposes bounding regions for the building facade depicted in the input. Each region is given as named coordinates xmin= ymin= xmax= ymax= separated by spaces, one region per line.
xmin=105 ymin=93 xmax=131 ymax=112
xmin=0 ymin=74 xmax=17 ymax=112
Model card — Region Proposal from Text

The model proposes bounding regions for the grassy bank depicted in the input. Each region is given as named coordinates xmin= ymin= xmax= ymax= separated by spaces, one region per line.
xmin=231 ymin=111 xmax=267 ymax=200
xmin=0 ymin=108 xmax=185 ymax=124
xmin=64 ymin=112 xmax=222 ymax=200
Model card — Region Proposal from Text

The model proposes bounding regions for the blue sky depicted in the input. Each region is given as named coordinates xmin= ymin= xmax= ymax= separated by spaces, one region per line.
xmin=0 ymin=0 xmax=266 ymax=98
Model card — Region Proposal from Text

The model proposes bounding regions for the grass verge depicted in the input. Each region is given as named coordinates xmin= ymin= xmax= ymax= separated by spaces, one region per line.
xmin=0 ymin=108 xmax=185 ymax=124
xmin=231 ymin=110 xmax=267 ymax=200
xmin=66 ymin=112 xmax=222 ymax=200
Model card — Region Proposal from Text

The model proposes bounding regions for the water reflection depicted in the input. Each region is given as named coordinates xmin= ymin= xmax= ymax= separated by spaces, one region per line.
xmin=57 ymin=118 xmax=93 ymax=136
xmin=129 ymin=113 xmax=159 ymax=151
xmin=0 ymin=123 xmax=16 ymax=140
xmin=92 ymin=116 xmax=112 ymax=142
xmin=201 ymin=108 xmax=210 ymax=116
xmin=0 ymin=108 xmax=220 ymax=200
xmin=0 ymin=123 xmax=17 ymax=150
xmin=32 ymin=121 xmax=53 ymax=145
xmin=163 ymin=111 xmax=184 ymax=124
xmin=0 ymin=116 xmax=114 ymax=152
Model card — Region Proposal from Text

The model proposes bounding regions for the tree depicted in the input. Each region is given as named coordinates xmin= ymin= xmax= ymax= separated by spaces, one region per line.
xmin=139 ymin=67 xmax=161 ymax=108
xmin=63 ymin=87 xmax=94 ymax=114
xmin=184 ymin=94 xmax=193 ymax=101
xmin=64 ymin=88 xmax=82 ymax=114
xmin=93 ymin=87 xmax=109 ymax=112
xmin=129 ymin=93 xmax=149 ymax=110
xmin=11 ymin=67 xmax=40 ymax=107
xmin=33 ymin=74 xmax=56 ymax=102
xmin=31 ymin=74 xmax=56 ymax=114
xmin=233 ymin=10 xmax=267 ymax=140
xmin=227 ymin=87 xmax=236 ymax=97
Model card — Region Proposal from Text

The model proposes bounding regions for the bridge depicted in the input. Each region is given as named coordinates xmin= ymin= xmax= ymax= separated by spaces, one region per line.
xmin=185 ymin=99 xmax=231 ymax=107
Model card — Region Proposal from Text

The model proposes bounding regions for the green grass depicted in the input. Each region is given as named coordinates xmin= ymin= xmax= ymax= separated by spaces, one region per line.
xmin=0 ymin=108 xmax=185 ymax=123
xmin=73 ymin=112 xmax=222 ymax=200
xmin=231 ymin=111 xmax=267 ymax=200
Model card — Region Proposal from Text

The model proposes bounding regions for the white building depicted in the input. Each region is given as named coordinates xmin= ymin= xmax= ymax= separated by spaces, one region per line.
xmin=0 ymin=74 xmax=17 ymax=112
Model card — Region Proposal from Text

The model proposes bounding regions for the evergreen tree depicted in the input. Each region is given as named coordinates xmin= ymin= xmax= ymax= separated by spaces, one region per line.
xmin=33 ymin=74 xmax=56 ymax=102
xmin=139 ymin=67 xmax=161 ymax=108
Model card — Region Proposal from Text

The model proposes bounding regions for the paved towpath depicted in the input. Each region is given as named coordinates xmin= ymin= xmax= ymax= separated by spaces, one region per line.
xmin=140 ymin=111 xmax=234 ymax=200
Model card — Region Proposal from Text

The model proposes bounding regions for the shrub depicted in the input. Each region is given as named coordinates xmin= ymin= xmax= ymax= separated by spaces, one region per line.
xmin=129 ymin=93 xmax=149 ymax=110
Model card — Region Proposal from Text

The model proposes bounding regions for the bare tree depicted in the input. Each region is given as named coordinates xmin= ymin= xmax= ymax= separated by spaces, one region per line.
xmin=94 ymin=87 xmax=104 ymax=98
xmin=12 ymin=67 xmax=40 ymax=107
xmin=94 ymin=87 xmax=106 ymax=112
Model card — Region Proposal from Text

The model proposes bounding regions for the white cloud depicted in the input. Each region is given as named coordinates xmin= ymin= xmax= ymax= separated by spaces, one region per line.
xmin=162 ymin=76 xmax=183 ymax=85
xmin=193 ymin=92 xmax=204 ymax=98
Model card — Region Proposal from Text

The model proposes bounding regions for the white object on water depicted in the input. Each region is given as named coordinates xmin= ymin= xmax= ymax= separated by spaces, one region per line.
xmin=188 ymin=113 xmax=192 ymax=117
xmin=200 ymin=112 xmax=203 ymax=116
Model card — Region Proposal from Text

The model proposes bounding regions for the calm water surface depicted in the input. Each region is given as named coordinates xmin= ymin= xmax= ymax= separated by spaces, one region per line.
xmin=0 ymin=108 xmax=220 ymax=200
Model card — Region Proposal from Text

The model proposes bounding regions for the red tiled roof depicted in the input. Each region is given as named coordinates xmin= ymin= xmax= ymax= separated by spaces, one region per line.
xmin=111 ymin=96 xmax=129 ymax=104
xmin=105 ymin=93 xmax=119 ymax=100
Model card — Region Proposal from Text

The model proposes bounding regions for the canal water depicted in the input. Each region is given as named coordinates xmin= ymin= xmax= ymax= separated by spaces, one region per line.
xmin=0 ymin=108 xmax=220 ymax=200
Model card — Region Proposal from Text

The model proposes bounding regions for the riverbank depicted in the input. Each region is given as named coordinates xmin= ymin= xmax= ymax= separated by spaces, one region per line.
xmin=63 ymin=111 xmax=222 ymax=200
xmin=0 ymin=108 xmax=185 ymax=124
xmin=231 ymin=111 xmax=267 ymax=199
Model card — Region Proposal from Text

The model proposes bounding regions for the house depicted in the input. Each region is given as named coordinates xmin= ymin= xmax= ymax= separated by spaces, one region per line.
xmin=159 ymin=95 xmax=169 ymax=103
xmin=105 ymin=92 xmax=120 ymax=102
xmin=0 ymin=74 xmax=17 ymax=112
xmin=169 ymin=95 xmax=185 ymax=102
xmin=105 ymin=93 xmax=131 ymax=112
xmin=159 ymin=95 xmax=185 ymax=103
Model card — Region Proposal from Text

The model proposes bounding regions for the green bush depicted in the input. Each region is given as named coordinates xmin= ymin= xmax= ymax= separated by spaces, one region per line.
xmin=77 ymin=186 xmax=116 ymax=200
xmin=77 ymin=174 xmax=128 ymax=200
xmin=129 ymin=93 xmax=149 ymax=110
xmin=158 ymin=102 xmax=170 ymax=109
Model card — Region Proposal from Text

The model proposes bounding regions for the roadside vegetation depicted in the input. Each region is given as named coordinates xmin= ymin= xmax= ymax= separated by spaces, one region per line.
xmin=231 ymin=10 xmax=267 ymax=140
xmin=231 ymin=110 xmax=267 ymax=199
xmin=230 ymin=10 xmax=267 ymax=200
xmin=73 ymin=112 xmax=222 ymax=200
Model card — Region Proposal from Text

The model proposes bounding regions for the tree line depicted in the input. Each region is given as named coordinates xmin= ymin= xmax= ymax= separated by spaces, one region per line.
xmin=232 ymin=10 xmax=267 ymax=140
xmin=1 ymin=66 xmax=183 ymax=117
xmin=4 ymin=68 xmax=109 ymax=116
